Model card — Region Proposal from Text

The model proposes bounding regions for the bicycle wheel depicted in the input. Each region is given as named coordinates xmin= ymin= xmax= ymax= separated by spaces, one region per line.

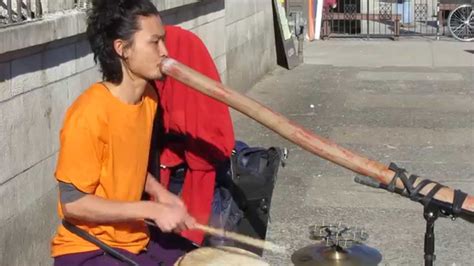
xmin=448 ymin=4 xmax=474 ymax=42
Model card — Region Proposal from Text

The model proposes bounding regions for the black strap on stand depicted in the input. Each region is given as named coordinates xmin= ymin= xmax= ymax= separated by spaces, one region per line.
xmin=354 ymin=162 xmax=470 ymax=266
xmin=62 ymin=220 xmax=140 ymax=266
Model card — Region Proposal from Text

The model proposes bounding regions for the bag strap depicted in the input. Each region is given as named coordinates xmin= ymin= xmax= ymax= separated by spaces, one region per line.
xmin=62 ymin=220 xmax=139 ymax=266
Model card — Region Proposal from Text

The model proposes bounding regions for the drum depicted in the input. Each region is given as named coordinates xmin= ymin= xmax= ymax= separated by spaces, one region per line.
xmin=175 ymin=246 xmax=269 ymax=266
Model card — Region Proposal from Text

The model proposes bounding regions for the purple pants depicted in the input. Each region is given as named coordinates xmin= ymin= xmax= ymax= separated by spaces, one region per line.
xmin=54 ymin=229 xmax=197 ymax=266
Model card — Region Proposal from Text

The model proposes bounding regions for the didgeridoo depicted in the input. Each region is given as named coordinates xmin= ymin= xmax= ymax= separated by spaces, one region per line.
xmin=160 ymin=58 xmax=474 ymax=214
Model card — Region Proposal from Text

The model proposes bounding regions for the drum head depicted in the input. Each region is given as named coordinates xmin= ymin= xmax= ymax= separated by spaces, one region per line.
xmin=175 ymin=246 xmax=269 ymax=266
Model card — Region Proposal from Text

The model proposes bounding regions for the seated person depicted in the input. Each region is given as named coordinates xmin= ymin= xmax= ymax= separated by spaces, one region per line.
xmin=51 ymin=1 xmax=196 ymax=265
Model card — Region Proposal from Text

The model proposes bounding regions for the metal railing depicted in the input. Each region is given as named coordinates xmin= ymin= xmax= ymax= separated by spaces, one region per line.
xmin=319 ymin=0 xmax=470 ymax=39
xmin=0 ymin=0 xmax=93 ymax=27
xmin=75 ymin=0 xmax=92 ymax=10
xmin=0 ymin=0 xmax=42 ymax=27
xmin=0 ymin=0 xmax=207 ymax=27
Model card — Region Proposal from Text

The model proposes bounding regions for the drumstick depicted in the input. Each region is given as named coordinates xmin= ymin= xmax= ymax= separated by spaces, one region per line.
xmin=144 ymin=220 xmax=285 ymax=253
xmin=194 ymin=224 xmax=286 ymax=254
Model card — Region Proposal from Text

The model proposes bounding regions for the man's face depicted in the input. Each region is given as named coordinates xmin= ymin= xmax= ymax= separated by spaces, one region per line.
xmin=125 ymin=15 xmax=168 ymax=80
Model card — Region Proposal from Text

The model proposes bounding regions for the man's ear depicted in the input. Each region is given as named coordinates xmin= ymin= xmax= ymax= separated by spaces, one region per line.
xmin=113 ymin=39 xmax=127 ymax=59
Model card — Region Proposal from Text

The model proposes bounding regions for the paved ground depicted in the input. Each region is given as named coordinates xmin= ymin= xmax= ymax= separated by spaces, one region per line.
xmin=304 ymin=38 xmax=474 ymax=67
xmin=231 ymin=39 xmax=474 ymax=265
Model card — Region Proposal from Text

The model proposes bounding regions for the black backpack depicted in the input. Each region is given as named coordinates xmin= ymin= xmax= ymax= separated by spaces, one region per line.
xmin=162 ymin=141 xmax=288 ymax=253
xmin=230 ymin=144 xmax=287 ymax=211
xmin=225 ymin=142 xmax=288 ymax=254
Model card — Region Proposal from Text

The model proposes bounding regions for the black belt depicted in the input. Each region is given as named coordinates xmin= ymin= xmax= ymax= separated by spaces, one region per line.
xmin=62 ymin=220 xmax=140 ymax=266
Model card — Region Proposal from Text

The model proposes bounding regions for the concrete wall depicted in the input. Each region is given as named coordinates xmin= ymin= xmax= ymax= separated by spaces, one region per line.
xmin=0 ymin=0 xmax=276 ymax=265
xmin=225 ymin=0 xmax=276 ymax=92
xmin=161 ymin=0 xmax=277 ymax=91
xmin=161 ymin=0 xmax=228 ymax=80
xmin=0 ymin=34 xmax=101 ymax=265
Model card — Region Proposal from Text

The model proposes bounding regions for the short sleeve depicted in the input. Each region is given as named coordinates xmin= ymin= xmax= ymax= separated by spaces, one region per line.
xmin=55 ymin=112 xmax=105 ymax=194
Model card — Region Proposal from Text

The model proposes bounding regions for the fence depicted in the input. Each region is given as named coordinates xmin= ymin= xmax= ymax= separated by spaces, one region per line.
xmin=0 ymin=0 xmax=43 ymax=27
xmin=320 ymin=0 xmax=469 ymax=38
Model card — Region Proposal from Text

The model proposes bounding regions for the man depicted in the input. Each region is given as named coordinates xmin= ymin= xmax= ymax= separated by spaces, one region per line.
xmin=51 ymin=0 xmax=196 ymax=265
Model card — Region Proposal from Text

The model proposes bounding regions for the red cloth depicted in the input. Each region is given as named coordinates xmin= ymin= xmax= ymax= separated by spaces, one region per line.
xmin=154 ymin=26 xmax=235 ymax=244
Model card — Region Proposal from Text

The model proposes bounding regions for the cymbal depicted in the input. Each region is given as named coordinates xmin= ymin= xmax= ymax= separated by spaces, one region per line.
xmin=291 ymin=243 xmax=382 ymax=266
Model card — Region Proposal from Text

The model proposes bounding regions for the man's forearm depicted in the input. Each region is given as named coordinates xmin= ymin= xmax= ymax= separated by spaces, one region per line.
xmin=144 ymin=172 xmax=185 ymax=207
xmin=144 ymin=172 xmax=168 ymax=199
xmin=62 ymin=194 xmax=158 ymax=223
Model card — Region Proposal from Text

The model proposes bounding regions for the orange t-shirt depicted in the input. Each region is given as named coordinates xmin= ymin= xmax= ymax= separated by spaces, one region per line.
xmin=51 ymin=83 xmax=158 ymax=257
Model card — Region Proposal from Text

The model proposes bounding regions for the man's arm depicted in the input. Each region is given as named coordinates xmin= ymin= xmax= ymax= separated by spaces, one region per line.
xmin=61 ymin=186 xmax=190 ymax=232
xmin=62 ymin=193 xmax=157 ymax=223
xmin=143 ymin=173 xmax=196 ymax=230
xmin=144 ymin=172 xmax=184 ymax=207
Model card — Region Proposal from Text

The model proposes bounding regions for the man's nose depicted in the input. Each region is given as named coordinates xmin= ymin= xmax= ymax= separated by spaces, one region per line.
xmin=158 ymin=40 xmax=168 ymax=58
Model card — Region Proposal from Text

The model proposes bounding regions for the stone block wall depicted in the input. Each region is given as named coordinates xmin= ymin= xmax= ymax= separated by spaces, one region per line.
xmin=225 ymin=0 xmax=276 ymax=92
xmin=0 ymin=34 xmax=100 ymax=265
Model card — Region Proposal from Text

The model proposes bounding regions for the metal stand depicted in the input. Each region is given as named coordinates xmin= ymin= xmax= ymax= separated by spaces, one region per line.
xmin=354 ymin=166 xmax=472 ymax=265
xmin=423 ymin=202 xmax=439 ymax=266
xmin=436 ymin=1 xmax=440 ymax=40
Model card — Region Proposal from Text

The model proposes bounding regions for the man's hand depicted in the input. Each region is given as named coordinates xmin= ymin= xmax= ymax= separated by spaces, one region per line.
xmin=146 ymin=202 xmax=195 ymax=232
xmin=145 ymin=172 xmax=184 ymax=205
xmin=154 ymin=191 xmax=196 ymax=233
xmin=174 ymin=213 xmax=197 ymax=233
xmin=144 ymin=172 xmax=196 ymax=232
